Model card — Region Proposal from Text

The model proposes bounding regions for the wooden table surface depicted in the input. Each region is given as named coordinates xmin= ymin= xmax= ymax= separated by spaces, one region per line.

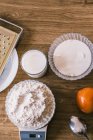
xmin=1 ymin=0 xmax=93 ymax=140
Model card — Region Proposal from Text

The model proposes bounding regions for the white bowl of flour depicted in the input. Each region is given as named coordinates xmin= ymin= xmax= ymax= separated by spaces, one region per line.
xmin=48 ymin=33 xmax=93 ymax=80
xmin=5 ymin=80 xmax=55 ymax=130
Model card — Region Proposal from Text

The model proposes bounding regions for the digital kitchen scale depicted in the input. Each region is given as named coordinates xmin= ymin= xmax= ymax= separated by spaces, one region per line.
xmin=5 ymin=80 xmax=55 ymax=140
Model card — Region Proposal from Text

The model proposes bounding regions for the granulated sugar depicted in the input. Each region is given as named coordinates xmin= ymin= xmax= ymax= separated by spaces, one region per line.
xmin=5 ymin=80 xmax=55 ymax=129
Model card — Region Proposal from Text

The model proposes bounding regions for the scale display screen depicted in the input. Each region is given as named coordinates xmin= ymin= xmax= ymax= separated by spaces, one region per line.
xmin=20 ymin=131 xmax=46 ymax=140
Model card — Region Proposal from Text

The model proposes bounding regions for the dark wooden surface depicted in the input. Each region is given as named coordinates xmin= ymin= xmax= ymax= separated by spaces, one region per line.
xmin=0 ymin=0 xmax=93 ymax=140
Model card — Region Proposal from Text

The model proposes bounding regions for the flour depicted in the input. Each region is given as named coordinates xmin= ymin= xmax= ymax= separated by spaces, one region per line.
xmin=5 ymin=80 xmax=55 ymax=129
xmin=53 ymin=40 xmax=92 ymax=76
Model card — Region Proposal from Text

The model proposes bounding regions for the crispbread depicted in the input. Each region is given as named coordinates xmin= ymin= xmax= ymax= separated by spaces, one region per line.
xmin=0 ymin=26 xmax=18 ymax=75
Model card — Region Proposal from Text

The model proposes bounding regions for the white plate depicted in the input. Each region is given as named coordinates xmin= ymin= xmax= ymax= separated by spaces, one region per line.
xmin=0 ymin=49 xmax=19 ymax=92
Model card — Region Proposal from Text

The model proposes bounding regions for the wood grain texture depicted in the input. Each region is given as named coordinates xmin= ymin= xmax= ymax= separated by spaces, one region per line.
xmin=86 ymin=0 xmax=93 ymax=4
xmin=0 ymin=0 xmax=93 ymax=140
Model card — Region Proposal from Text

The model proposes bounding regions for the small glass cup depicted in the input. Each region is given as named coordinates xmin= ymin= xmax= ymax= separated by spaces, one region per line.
xmin=21 ymin=50 xmax=48 ymax=78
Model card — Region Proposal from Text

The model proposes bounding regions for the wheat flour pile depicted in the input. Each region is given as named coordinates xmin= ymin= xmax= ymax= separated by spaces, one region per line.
xmin=5 ymin=80 xmax=55 ymax=129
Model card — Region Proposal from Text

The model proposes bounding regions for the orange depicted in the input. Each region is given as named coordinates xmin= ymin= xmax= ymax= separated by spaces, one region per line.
xmin=77 ymin=87 xmax=93 ymax=113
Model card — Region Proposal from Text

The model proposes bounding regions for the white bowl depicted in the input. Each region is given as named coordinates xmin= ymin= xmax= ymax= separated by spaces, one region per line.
xmin=48 ymin=33 xmax=93 ymax=80
xmin=5 ymin=80 xmax=56 ymax=130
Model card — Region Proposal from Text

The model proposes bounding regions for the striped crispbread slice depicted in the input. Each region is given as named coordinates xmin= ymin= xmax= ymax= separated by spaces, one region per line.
xmin=0 ymin=26 xmax=18 ymax=76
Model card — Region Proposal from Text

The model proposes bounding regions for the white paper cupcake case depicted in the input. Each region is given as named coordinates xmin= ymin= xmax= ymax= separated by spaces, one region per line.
xmin=48 ymin=33 xmax=93 ymax=80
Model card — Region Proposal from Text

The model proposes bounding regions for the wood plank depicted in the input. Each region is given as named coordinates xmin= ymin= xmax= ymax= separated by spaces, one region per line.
xmin=0 ymin=5 xmax=93 ymax=45
xmin=86 ymin=0 xmax=93 ymax=4
xmin=0 ymin=0 xmax=85 ymax=7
